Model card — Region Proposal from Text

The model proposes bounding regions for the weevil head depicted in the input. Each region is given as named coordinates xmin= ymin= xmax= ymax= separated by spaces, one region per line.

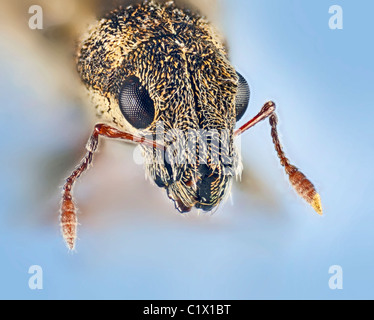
xmin=76 ymin=1 xmax=250 ymax=212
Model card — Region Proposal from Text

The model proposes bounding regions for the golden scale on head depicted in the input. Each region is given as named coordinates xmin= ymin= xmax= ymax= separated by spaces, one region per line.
xmin=58 ymin=0 xmax=322 ymax=250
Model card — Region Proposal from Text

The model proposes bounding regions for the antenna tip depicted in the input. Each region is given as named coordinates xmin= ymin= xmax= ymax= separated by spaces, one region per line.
xmin=311 ymin=193 xmax=323 ymax=216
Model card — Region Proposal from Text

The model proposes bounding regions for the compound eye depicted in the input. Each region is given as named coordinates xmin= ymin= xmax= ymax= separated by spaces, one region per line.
xmin=235 ymin=72 xmax=250 ymax=122
xmin=119 ymin=76 xmax=155 ymax=129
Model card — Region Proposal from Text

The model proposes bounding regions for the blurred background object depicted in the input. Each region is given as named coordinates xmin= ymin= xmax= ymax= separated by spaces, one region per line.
xmin=1 ymin=0 xmax=373 ymax=299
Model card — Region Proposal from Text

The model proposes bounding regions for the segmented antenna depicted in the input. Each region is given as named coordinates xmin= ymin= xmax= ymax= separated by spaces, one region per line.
xmin=269 ymin=113 xmax=322 ymax=215
xmin=235 ymin=101 xmax=322 ymax=215
xmin=60 ymin=124 xmax=165 ymax=250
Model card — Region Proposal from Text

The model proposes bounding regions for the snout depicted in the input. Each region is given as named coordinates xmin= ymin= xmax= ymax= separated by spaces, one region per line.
xmin=166 ymin=164 xmax=232 ymax=213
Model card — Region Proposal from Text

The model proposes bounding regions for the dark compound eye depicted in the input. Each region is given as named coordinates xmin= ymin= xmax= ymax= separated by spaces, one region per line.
xmin=235 ymin=72 xmax=250 ymax=122
xmin=119 ymin=76 xmax=155 ymax=129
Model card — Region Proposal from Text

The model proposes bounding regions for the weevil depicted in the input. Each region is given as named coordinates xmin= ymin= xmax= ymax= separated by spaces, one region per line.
xmin=60 ymin=0 xmax=322 ymax=250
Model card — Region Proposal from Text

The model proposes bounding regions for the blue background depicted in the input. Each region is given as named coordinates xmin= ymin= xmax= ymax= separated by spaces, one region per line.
xmin=0 ymin=0 xmax=373 ymax=299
